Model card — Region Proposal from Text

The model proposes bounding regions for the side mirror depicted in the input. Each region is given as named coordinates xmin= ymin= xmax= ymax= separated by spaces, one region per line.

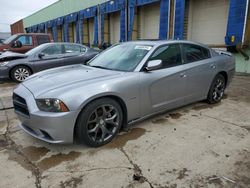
xmin=12 ymin=40 xmax=22 ymax=48
xmin=38 ymin=53 xmax=45 ymax=59
xmin=145 ymin=60 xmax=162 ymax=71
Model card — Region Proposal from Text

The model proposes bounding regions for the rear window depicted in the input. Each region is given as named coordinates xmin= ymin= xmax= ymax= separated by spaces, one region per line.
xmin=183 ymin=44 xmax=211 ymax=63
xmin=37 ymin=35 xmax=50 ymax=45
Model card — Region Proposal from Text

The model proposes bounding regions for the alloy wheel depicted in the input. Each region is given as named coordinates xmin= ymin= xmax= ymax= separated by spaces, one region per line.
xmin=87 ymin=105 xmax=119 ymax=143
xmin=212 ymin=77 xmax=225 ymax=102
xmin=14 ymin=68 xmax=30 ymax=82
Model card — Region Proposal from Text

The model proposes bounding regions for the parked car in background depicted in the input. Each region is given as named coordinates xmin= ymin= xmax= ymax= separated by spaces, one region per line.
xmin=13 ymin=40 xmax=235 ymax=147
xmin=0 ymin=33 xmax=53 ymax=54
xmin=0 ymin=42 xmax=99 ymax=82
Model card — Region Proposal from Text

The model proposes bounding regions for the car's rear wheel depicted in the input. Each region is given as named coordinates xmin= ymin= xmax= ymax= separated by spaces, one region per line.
xmin=75 ymin=98 xmax=123 ymax=147
xmin=207 ymin=74 xmax=226 ymax=104
xmin=11 ymin=66 xmax=31 ymax=82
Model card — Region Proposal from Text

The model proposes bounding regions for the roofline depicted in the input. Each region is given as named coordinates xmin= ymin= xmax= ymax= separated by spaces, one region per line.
xmin=23 ymin=0 xmax=61 ymax=21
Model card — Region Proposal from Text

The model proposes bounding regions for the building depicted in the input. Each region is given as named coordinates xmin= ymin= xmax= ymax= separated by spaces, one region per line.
xmin=10 ymin=20 xmax=24 ymax=35
xmin=11 ymin=0 xmax=250 ymax=73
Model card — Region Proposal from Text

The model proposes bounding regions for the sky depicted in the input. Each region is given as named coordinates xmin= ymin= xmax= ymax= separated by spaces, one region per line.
xmin=0 ymin=0 xmax=58 ymax=33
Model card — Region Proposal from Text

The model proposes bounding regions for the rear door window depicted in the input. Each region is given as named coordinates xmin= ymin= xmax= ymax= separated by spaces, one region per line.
xmin=37 ymin=35 xmax=50 ymax=45
xmin=182 ymin=44 xmax=211 ymax=63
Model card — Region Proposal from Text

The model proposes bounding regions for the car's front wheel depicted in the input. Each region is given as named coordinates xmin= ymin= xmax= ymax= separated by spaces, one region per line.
xmin=75 ymin=98 xmax=123 ymax=147
xmin=11 ymin=65 xmax=32 ymax=82
xmin=207 ymin=74 xmax=226 ymax=104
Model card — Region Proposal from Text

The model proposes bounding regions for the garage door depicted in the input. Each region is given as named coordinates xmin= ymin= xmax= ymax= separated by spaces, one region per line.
xmin=139 ymin=2 xmax=160 ymax=39
xmin=187 ymin=0 xmax=230 ymax=45
xmin=57 ymin=26 xmax=63 ymax=42
xmin=110 ymin=12 xmax=120 ymax=44
xmin=89 ymin=18 xmax=94 ymax=46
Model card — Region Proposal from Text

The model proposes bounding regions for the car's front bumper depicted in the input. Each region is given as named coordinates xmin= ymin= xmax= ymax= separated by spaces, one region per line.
xmin=0 ymin=66 xmax=10 ymax=79
xmin=13 ymin=84 xmax=79 ymax=143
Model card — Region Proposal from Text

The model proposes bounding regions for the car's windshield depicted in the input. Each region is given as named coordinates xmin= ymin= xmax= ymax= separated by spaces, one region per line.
xmin=25 ymin=44 xmax=48 ymax=56
xmin=3 ymin=35 xmax=18 ymax=44
xmin=88 ymin=43 xmax=152 ymax=72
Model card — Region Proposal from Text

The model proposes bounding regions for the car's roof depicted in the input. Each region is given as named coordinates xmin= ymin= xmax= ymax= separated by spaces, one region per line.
xmin=123 ymin=40 xmax=210 ymax=49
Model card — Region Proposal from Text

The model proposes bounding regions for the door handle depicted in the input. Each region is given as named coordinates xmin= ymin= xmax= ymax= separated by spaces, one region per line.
xmin=180 ymin=73 xmax=187 ymax=78
xmin=210 ymin=64 xmax=216 ymax=69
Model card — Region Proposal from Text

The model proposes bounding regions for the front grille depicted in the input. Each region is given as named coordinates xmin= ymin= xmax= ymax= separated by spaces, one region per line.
xmin=13 ymin=93 xmax=30 ymax=117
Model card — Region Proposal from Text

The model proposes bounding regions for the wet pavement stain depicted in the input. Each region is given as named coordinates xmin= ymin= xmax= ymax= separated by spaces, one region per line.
xmin=0 ymin=136 xmax=8 ymax=149
xmin=59 ymin=175 xmax=83 ymax=188
xmin=207 ymin=175 xmax=223 ymax=186
xmin=241 ymin=126 xmax=250 ymax=132
xmin=192 ymin=103 xmax=221 ymax=111
xmin=233 ymin=150 xmax=250 ymax=187
xmin=7 ymin=149 xmax=36 ymax=173
xmin=176 ymin=168 xmax=189 ymax=180
xmin=37 ymin=151 xmax=81 ymax=171
xmin=152 ymin=118 xmax=168 ymax=124
xmin=21 ymin=146 xmax=50 ymax=161
xmin=105 ymin=128 xmax=146 ymax=149
xmin=169 ymin=113 xmax=182 ymax=119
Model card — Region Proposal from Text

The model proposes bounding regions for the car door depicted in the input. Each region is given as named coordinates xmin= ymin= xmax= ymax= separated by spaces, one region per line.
xmin=139 ymin=44 xmax=188 ymax=116
xmin=33 ymin=44 xmax=65 ymax=72
xmin=181 ymin=43 xmax=217 ymax=104
xmin=62 ymin=44 xmax=88 ymax=65
xmin=10 ymin=35 xmax=34 ymax=53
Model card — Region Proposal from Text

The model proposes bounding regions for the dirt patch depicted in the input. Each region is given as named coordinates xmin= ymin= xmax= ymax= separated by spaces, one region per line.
xmin=37 ymin=151 xmax=81 ymax=171
xmin=152 ymin=118 xmax=168 ymax=124
xmin=192 ymin=102 xmax=221 ymax=111
xmin=0 ymin=136 xmax=8 ymax=149
xmin=177 ymin=168 xmax=189 ymax=180
xmin=240 ymin=126 xmax=250 ymax=132
xmin=22 ymin=146 xmax=50 ymax=161
xmin=169 ymin=113 xmax=182 ymax=119
xmin=105 ymin=128 xmax=146 ymax=149
xmin=207 ymin=175 xmax=223 ymax=186
xmin=59 ymin=175 xmax=83 ymax=188
xmin=152 ymin=112 xmax=183 ymax=124
xmin=233 ymin=150 xmax=250 ymax=187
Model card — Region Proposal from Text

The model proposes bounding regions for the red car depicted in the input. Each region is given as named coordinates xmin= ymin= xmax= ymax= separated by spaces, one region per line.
xmin=0 ymin=33 xmax=53 ymax=54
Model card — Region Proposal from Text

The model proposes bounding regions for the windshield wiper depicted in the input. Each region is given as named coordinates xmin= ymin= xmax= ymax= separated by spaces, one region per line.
xmin=89 ymin=65 xmax=110 ymax=70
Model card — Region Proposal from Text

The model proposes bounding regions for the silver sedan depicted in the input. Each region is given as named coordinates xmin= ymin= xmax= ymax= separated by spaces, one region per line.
xmin=13 ymin=40 xmax=235 ymax=147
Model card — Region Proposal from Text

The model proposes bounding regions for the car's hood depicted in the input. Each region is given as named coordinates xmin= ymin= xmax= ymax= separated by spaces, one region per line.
xmin=0 ymin=51 xmax=27 ymax=62
xmin=22 ymin=64 xmax=123 ymax=98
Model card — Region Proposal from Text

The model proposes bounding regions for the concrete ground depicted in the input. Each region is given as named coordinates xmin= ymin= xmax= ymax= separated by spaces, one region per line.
xmin=0 ymin=76 xmax=249 ymax=188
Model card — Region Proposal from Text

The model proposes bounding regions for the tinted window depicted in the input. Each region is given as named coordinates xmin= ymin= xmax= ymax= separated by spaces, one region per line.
xmin=37 ymin=35 xmax=50 ymax=45
xmin=64 ymin=44 xmax=84 ymax=54
xmin=150 ymin=44 xmax=182 ymax=69
xmin=41 ymin=45 xmax=63 ymax=56
xmin=17 ymin=35 xmax=33 ymax=45
xmin=183 ymin=44 xmax=210 ymax=63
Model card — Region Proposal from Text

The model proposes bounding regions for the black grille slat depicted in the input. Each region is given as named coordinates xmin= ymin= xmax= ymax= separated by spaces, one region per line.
xmin=13 ymin=93 xmax=30 ymax=117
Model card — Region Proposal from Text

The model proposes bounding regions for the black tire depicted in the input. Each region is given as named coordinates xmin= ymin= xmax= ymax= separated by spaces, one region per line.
xmin=75 ymin=98 xmax=123 ymax=147
xmin=10 ymin=65 xmax=32 ymax=82
xmin=207 ymin=74 xmax=226 ymax=104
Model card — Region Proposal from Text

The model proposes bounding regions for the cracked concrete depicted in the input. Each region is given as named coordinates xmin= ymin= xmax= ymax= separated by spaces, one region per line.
xmin=0 ymin=75 xmax=250 ymax=188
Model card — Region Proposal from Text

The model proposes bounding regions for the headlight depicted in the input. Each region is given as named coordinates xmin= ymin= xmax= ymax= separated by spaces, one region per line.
xmin=0 ymin=61 xmax=9 ymax=66
xmin=36 ymin=99 xmax=69 ymax=112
